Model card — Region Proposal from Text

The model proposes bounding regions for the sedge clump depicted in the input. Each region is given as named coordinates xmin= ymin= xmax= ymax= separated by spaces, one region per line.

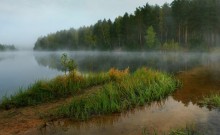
xmin=108 ymin=67 xmax=129 ymax=81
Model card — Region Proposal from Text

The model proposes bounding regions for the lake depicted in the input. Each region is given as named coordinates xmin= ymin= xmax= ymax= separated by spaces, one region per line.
xmin=1 ymin=51 xmax=220 ymax=134
xmin=0 ymin=51 xmax=63 ymax=99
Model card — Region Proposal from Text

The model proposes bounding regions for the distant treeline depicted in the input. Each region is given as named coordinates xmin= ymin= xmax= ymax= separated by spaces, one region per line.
xmin=0 ymin=44 xmax=16 ymax=51
xmin=34 ymin=0 xmax=220 ymax=51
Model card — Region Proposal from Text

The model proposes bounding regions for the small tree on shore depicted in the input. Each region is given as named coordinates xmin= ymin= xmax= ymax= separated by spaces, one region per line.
xmin=61 ymin=53 xmax=77 ymax=75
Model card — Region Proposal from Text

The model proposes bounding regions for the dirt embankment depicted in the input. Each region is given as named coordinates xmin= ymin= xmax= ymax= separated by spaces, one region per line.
xmin=0 ymin=97 xmax=72 ymax=135
xmin=0 ymin=86 xmax=102 ymax=135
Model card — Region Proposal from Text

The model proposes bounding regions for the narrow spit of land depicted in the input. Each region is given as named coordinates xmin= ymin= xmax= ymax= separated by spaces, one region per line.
xmin=0 ymin=68 xmax=179 ymax=135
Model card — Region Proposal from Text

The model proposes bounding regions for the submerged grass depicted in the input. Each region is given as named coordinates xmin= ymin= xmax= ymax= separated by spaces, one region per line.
xmin=55 ymin=68 xmax=180 ymax=120
xmin=0 ymin=71 xmax=110 ymax=109
xmin=200 ymin=94 xmax=220 ymax=108
xmin=142 ymin=126 xmax=202 ymax=135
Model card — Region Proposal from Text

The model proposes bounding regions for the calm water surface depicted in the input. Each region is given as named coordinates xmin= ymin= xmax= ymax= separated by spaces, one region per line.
xmin=1 ymin=51 xmax=220 ymax=134
xmin=0 ymin=51 xmax=63 ymax=98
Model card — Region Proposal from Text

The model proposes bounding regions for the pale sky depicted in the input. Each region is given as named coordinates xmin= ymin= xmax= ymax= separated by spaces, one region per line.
xmin=0 ymin=0 xmax=173 ymax=48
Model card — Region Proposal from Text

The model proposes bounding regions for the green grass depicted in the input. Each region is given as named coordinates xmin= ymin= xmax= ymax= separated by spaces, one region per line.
xmin=142 ymin=126 xmax=202 ymax=135
xmin=55 ymin=68 xmax=180 ymax=120
xmin=0 ymin=71 xmax=110 ymax=109
xmin=200 ymin=94 xmax=220 ymax=108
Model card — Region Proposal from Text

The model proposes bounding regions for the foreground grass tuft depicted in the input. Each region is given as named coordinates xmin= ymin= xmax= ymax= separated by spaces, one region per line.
xmin=55 ymin=68 xmax=180 ymax=120
xmin=200 ymin=94 xmax=220 ymax=108
xmin=0 ymin=71 xmax=110 ymax=109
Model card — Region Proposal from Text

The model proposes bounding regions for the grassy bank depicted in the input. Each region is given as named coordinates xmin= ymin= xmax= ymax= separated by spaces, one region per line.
xmin=55 ymin=68 xmax=179 ymax=120
xmin=0 ymin=71 xmax=110 ymax=109
xmin=200 ymin=94 xmax=220 ymax=108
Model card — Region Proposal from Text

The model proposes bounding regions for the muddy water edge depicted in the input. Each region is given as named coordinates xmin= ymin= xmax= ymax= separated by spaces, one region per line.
xmin=19 ymin=65 xmax=220 ymax=135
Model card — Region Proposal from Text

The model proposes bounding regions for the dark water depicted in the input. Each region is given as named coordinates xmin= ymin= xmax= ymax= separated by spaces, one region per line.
xmin=1 ymin=51 xmax=220 ymax=134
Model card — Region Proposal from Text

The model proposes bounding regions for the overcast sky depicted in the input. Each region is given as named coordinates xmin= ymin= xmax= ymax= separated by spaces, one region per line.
xmin=0 ymin=0 xmax=173 ymax=48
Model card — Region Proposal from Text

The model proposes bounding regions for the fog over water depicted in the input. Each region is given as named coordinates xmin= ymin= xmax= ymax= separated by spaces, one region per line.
xmin=1 ymin=51 xmax=220 ymax=99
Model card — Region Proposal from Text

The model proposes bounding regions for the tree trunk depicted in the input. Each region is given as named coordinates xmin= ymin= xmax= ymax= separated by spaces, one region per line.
xmin=139 ymin=33 xmax=142 ymax=47
xmin=178 ymin=24 xmax=181 ymax=44
xmin=185 ymin=25 xmax=188 ymax=46
xmin=165 ymin=29 xmax=168 ymax=42
xmin=101 ymin=27 xmax=107 ymax=45
xmin=211 ymin=32 xmax=215 ymax=46
xmin=118 ymin=36 xmax=121 ymax=47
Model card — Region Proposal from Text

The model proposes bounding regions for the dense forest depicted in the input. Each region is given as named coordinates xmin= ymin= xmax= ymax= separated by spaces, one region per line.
xmin=0 ymin=44 xmax=16 ymax=51
xmin=34 ymin=0 xmax=220 ymax=51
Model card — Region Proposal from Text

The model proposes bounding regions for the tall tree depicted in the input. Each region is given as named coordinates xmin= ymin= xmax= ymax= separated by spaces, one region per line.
xmin=146 ymin=26 xmax=156 ymax=48
xmin=171 ymin=0 xmax=190 ymax=45
xmin=134 ymin=7 xmax=144 ymax=47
